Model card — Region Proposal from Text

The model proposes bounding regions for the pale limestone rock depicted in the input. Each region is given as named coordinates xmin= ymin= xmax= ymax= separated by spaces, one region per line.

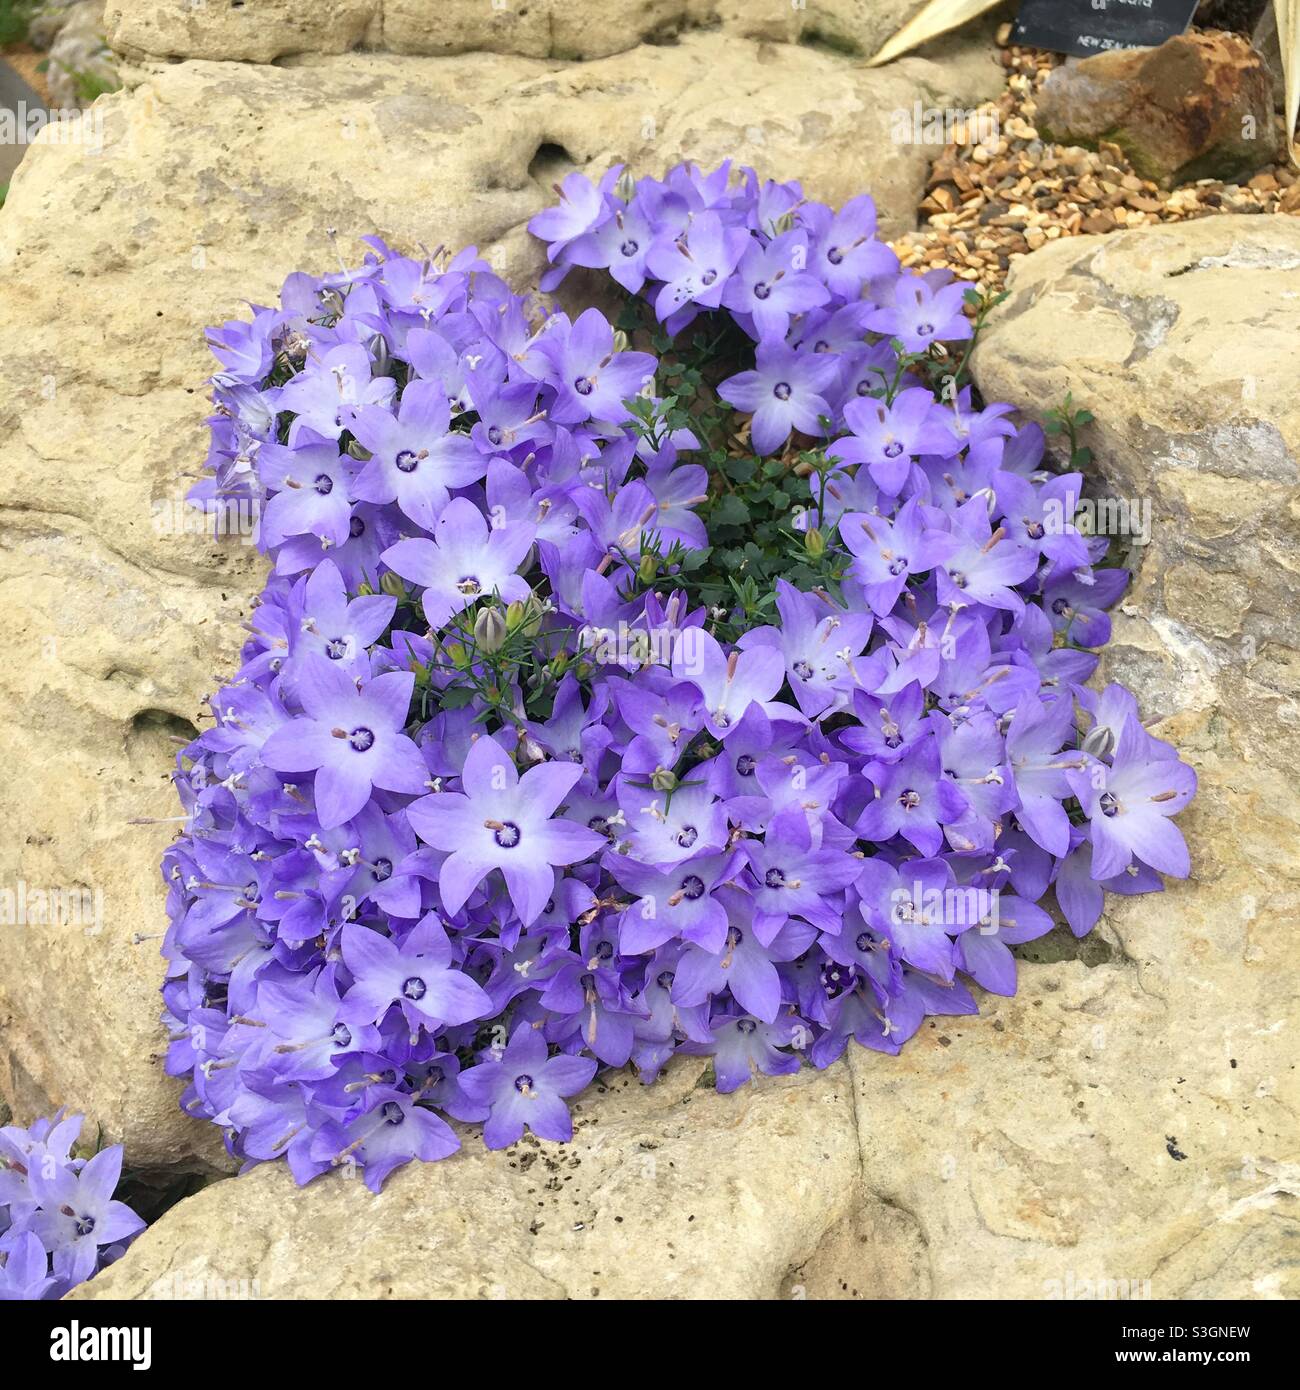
xmin=104 ymin=0 xmax=382 ymax=65
xmin=73 ymin=944 xmax=1300 ymax=1298
xmin=105 ymin=0 xmax=933 ymax=64
xmin=0 ymin=36 xmax=990 ymax=1170
xmin=963 ymin=216 xmax=1300 ymax=1298
xmin=974 ymin=217 xmax=1300 ymax=761
xmin=72 ymin=1061 xmax=892 ymax=1300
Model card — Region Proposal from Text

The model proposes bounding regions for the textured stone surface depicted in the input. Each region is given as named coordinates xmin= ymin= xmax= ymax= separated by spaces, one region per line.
xmin=104 ymin=0 xmax=382 ymax=64
xmin=105 ymin=0 xmax=932 ymax=64
xmin=74 ymin=949 xmax=1300 ymax=1300
xmin=0 ymin=37 xmax=995 ymax=1171
xmin=975 ymin=215 xmax=1300 ymax=765
xmin=1035 ymin=32 xmax=1281 ymax=185
xmin=73 ymin=1060 xmax=889 ymax=1300
xmin=971 ymin=216 xmax=1300 ymax=1298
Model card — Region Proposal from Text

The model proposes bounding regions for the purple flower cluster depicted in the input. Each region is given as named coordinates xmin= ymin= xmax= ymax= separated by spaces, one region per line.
xmin=161 ymin=162 xmax=1195 ymax=1193
xmin=0 ymin=1113 xmax=145 ymax=1299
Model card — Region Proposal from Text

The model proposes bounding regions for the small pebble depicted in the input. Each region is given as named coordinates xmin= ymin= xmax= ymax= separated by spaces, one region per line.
xmin=889 ymin=40 xmax=1297 ymax=299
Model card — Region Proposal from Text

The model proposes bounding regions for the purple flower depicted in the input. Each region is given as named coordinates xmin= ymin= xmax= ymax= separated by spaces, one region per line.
xmin=0 ymin=1232 xmax=61 ymax=1301
xmin=348 ymin=379 xmax=487 ymax=529
xmin=612 ymin=850 xmax=743 ymax=954
xmin=954 ymin=895 xmax=1055 ymax=995
xmin=717 ymin=342 xmax=840 ymax=456
xmin=854 ymin=740 xmax=969 ymax=857
xmin=671 ymin=628 xmax=786 ymax=738
xmin=858 ymin=857 xmax=962 ymax=980
xmin=720 ymin=227 xmax=830 ymax=341
xmin=1004 ymin=694 xmax=1085 ymax=857
xmin=684 ymin=1013 xmax=804 ymax=1093
xmin=257 ymin=435 xmax=357 ymax=549
xmin=459 ymin=1023 xmax=598 ymax=1148
xmin=28 ymin=1147 xmax=145 ymax=1288
xmin=564 ymin=200 xmax=656 ymax=293
xmin=1068 ymin=715 xmax=1196 ymax=879
xmin=743 ymin=812 xmax=861 ymax=940
xmin=1044 ymin=567 xmax=1130 ymax=647
xmin=804 ymin=192 xmax=898 ymax=299
xmin=339 ymin=916 xmax=492 ymax=1034
xmin=645 ymin=211 xmax=750 ymax=325
xmin=934 ymin=497 xmax=1040 ymax=615
xmin=738 ymin=579 xmax=873 ymax=718
xmin=864 ymin=275 xmax=971 ymax=353
xmin=829 ymin=386 xmax=958 ymax=494
xmin=260 ymin=653 xmax=429 ymax=828
xmin=276 ymin=343 xmax=395 ymax=439
xmin=290 ymin=557 xmax=395 ymax=675
xmin=670 ymin=889 xmax=786 ymax=1023
xmin=406 ymin=734 xmax=605 ymax=924
xmin=839 ymin=497 xmax=954 ymax=616
xmin=531 ymin=307 xmax=656 ymax=425
xmin=312 ymin=1089 xmax=460 ymax=1193
xmin=617 ymin=777 xmax=728 ymax=868
xmin=381 ymin=497 xmax=535 ymax=630
xmin=527 ymin=170 xmax=607 ymax=268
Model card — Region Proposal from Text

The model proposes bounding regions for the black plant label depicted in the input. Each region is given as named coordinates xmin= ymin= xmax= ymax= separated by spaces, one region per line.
xmin=1011 ymin=0 xmax=1199 ymax=58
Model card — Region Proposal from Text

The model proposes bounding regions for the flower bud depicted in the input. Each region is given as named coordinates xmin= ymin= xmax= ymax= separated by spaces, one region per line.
xmin=615 ymin=168 xmax=637 ymax=203
xmin=638 ymin=551 xmax=659 ymax=584
xmin=379 ymin=572 xmax=407 ymax=598
xmin=804 ymin=526 xmax=825 ymax=558
xmin=650 ymin=767 xmax=678 ymax=793
xmin=473 ymin=606 xmax=508 ymax=654
xmin=444 ymin=642 xmax=469 ymax=668
xmin=611 ymin=329 xmax=630 ymax=355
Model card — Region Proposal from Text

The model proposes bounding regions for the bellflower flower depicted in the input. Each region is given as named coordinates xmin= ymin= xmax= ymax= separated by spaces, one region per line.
xmin=260 ymin=655 xmax=428 ymax=828
xmin=407 ymin=735 xmax=605 ymax=924
xmin=459 ymin=1023 xmax=598 ymax=1148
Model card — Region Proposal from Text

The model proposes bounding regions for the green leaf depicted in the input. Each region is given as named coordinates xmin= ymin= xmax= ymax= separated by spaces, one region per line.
xmin=712 ymin=495 xmax=751 ymax=526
